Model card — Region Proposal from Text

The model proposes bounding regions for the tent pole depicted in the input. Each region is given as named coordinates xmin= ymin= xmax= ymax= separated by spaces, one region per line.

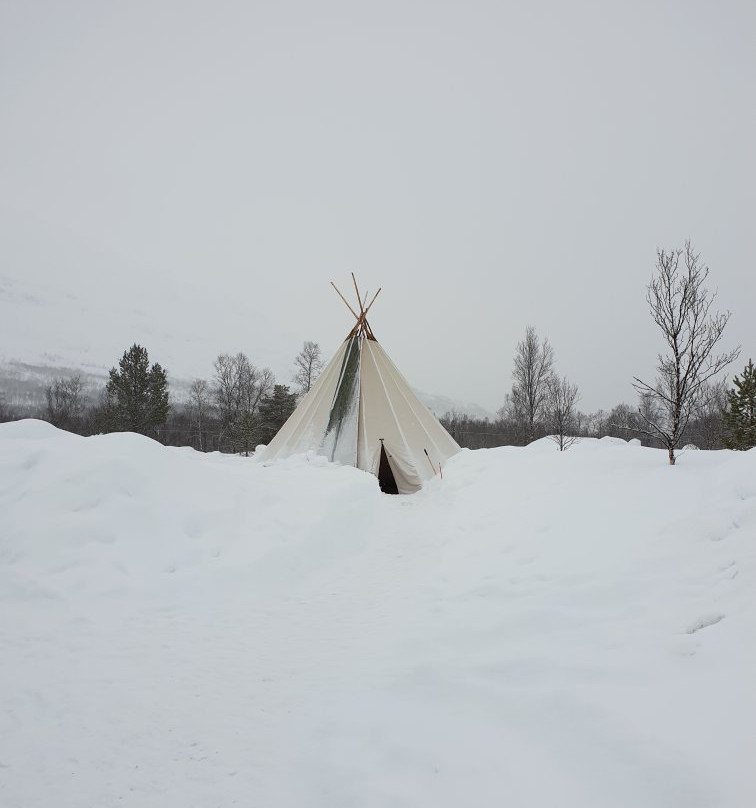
xmin=362 ymin=289 xmax=381 ymax=340
xmin=351 ymin=272 xmax=365 ymax=312
xmin=331 ymin=282 xmax=360 ymax=321
xmin=363 ymin=288 xmax=381 ymax=317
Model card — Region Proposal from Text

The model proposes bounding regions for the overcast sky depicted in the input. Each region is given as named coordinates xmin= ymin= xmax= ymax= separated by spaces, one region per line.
xmin=1 ymin=0 xmax=754 ymax=413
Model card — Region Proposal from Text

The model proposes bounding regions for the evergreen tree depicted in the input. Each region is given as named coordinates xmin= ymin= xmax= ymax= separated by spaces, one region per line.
xmin=105 ymin=344 xmax=170 ymax=438
xmin=723 ymin=359 xmax=756 ymax=450
xmin=235 ymin=412 xmax=257 ymax=458
xmin=257 ymin=384 xmax=297 ymax=445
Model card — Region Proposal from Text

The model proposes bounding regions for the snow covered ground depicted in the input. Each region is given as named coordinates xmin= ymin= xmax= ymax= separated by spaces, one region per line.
xmin=1 ymin=420 xmax=755 ymax=807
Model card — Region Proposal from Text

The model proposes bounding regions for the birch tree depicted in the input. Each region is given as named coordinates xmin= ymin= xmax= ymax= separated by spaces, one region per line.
xmin=293 ymin=341 xmax=324 ymax=395
xmin=45 ymin=375 xmax=85 ymax=431
xmin=213 ymin=353 xmax=275 ymax=453
xmin=189 ymin=379 xmax=211 ymax=451
xmin=633 ymin=242 xmax=739 ymax=464
xmin=546 ymin=375 xmax=579 ymax=451
xmin=510 ymin=326 xmax=554 ymax=443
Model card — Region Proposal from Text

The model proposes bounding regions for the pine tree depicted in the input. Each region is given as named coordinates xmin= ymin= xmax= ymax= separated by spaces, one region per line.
xmin=257 ymin=385 xmax=297 ymax=445
xmin=105 ymin=344 xmax=170 ymax=438
xmin=235 ymin=412 xmax=257 ymax=458
xmin=723 ymin=359 xmax=756 ymax=450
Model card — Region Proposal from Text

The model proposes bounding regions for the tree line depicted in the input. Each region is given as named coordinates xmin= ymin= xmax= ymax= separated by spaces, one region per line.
xmin=1 ymin=242 xmax=754 ymax=458
xmin=444 ymin=242 xmax=754 ymax=459
xmin=0 ymin=341 xmax=324 ymax=454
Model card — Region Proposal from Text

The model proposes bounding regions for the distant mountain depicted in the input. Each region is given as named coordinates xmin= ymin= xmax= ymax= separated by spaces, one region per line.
xmin=0 ymin=360 xmax=104 ymax=412
xmin=1 ymin=272 xmax=492 ymax=420
xmin=0 ymin=270 xmax=294 ymax=385
xmin=415 ymin=390 xmax=494 ymax=420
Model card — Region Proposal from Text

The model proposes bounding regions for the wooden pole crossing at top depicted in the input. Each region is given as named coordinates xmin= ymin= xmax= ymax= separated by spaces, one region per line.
xmin=331 ymin=275 xmax=381 ymax=340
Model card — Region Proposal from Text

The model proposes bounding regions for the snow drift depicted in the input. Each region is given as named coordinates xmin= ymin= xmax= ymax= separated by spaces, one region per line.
xmin=1 ymin=420 xmax=755 ymax=807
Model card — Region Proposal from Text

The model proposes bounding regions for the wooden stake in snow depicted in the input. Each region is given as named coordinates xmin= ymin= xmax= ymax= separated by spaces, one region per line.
xmin=424 ymin=448 xmax=437 ymax=475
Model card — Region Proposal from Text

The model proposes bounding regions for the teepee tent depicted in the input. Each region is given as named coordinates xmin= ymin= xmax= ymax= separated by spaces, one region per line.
xmin=260 ymin=277 xmax=461 ymax=494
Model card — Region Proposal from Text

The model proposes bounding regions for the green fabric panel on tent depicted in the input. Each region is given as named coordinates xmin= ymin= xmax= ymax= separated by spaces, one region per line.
xmin=323 ymin=335 xmax=361 ymax=462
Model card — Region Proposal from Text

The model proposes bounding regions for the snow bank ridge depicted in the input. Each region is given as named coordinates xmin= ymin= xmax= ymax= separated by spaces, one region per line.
xmin=1 ymin=420 xmax=755 ymax=808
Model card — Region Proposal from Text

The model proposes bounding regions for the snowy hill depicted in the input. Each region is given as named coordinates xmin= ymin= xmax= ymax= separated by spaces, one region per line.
xmin=0 ymin=270 xmax=296 ymax=396
xmin=413 ymin=389 xmax=494 ymax=420
xmin=1 ymin=422 xmax=755 ymax=807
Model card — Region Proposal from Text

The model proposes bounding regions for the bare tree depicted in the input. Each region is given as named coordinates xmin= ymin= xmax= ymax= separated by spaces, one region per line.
xmin=608 ymin=395 xmax=663 ymax=445
xmin=189 ymin=379 xmax=211 ymax=451
xmin=0 ymin=392 xmax=16 ymax=423
xmin=238 ymin=366 xmax=274 ymax=456
xmin=687 ymin=378 xmax=728 ymax=449
xmin=248 ymin=367 xmax=275 ymax=415
xmin=441 ymin=410 xmax=523 ymax=449
xmin=587 ymin=408 xmax=608 ymax=437
xmin=633 ymin=242 xmax=739 ymax=464
xmin=546 ymin=375 xmax=580 ymax=451
xmin=637 ymin=391 xmax=662 ymax=430
xmin=510 ymin=326 xmax=554 ymax=443
xmin=213 ymin=353 xmax=275 ymax=453
xmin=45 ymin=375 xmax=84 ymax=430
xmin=293 ymin=341 xmax=324 ymax=395
xmin=213 ymin=354 xmax=239 ymax=448
xmin=607 ymin=402 xmax=634 ymax=437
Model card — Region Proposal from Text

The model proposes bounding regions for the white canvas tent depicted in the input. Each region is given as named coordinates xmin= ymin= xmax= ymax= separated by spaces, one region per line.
xmin=259 ymin=278 xmax=461 ymax=494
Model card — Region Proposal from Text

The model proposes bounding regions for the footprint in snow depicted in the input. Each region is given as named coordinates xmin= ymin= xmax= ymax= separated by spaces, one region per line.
xmin=686 ymin=614 xmax=725 ymax=634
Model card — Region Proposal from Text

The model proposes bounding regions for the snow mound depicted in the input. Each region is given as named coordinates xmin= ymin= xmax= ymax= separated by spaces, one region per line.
xmin=0 ymin=416 xmax=70 ymax=440
xmin=1 ymin=420 xmax=755 ymax=807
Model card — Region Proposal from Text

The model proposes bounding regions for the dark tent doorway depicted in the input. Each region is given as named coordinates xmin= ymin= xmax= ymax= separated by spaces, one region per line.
xmin=378 ymin=441 xmax=399 ymax=495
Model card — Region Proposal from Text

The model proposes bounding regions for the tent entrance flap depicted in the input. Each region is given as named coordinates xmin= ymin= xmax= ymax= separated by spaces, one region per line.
xmin=378 ymin=441 xmax=399 ymax=495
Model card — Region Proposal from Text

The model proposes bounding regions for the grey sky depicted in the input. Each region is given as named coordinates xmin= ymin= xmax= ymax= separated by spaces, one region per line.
xmin=2 ymin=0 xmax=754 ymax=413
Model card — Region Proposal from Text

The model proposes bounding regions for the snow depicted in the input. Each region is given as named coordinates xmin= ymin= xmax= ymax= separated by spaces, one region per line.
xmin=1 ymin=421 xmax=755 ymax=807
